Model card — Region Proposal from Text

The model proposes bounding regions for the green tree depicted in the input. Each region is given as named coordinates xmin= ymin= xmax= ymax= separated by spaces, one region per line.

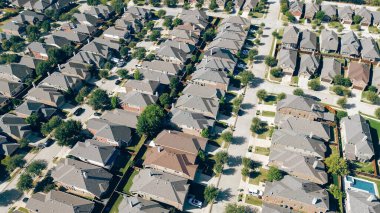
xmin=150 ymin=0 xmax=161 ymax=6
xmin=333 ymin=75 xmax=352 ymax=87
xmin=145 ymin=53 xmax=156 ymax=61
xmin=157 ymin=9 xmax=166 ymax=18
xmin=366 ymin=91 xmax=379 ymax=104
xmin=132 ymin=47 xmax=146 ymax=60
xmin=224 ymin=1 xmax=233 ymax=12
xmin=241 ymin=167 xmax=250 ymax=177
xmin=159 ymin=93 xmax=171 ymax=108
xmin=19 ymin=138 xmax=30 ymax=148
xmin=149 ymin=30 xmax=161 ymax=41
xmin=98 ymin=69 xmax=109 ymax=79
xmin=293 ymin=88 xmax=304 ymax=96
xmin=215 ymin=151 xmax=228 ymax=164
xmin=267 ymin=166 xmax=283 ymax=182
xmin=195 ymin=0 xmax=204 ymax=9
xmin=41 ymin=116 xmax=62 ymax=136
xmin=75 ymin=86 xmax=91 ymax=103
xmin=173 ymin=18 xmax=183 ymax=27
xmin=221 ymin=131 xmax=233 ymax=143
xmin=328 ymin=184 xmax=343 ymax=200
xmin=26 ymin=112 xmax=43 ymax=131
xmin=337 ymin=97 xmax=347 ymax=108
xmin=332 ymin=85 xmax=345 ymax=96
xmin=353 ymin=15 xmax=363 ymax=24
xmin=87 ymin=0 xmax=100 ymax=5
xmin=88 ymin=89 xmax=111 ymax=110
xmin=111 ymin=0 xmax=124 ymax=14
xmin=225 ymin=203 xmax=247 ymax=213
xmin=17 ymin=173 xmax=33 ymax=191
xmin=325 ymin=153 xmax=349 ymax=176
xmin=169 ymin=77 xmax=180 ymax=97
xmin=375 ymin=108 xmax=380 ymax=119
xmin=197 ymin=150 xmax=207 ymax=163
xmin=134 ymin=69 xmax=142 ymax=80
xmin=209 ymin=0 xmax=218 ymax=11
xmin=248 ymin=49 xmax=258 ymax=61
xmin=336 ymin=111 xmax=348 ymax=120
xmin=264 ymin=56 xmax=277 ymax=67
xmin=26 ymin=25 xmax=40 ymax=42
xmin=315 ymin=11 xmax=325 ymax=20
xmin=163 ymin=17 xmax=173 ymax=29
xmin=242 ymin=157 xmax=253 ymax=169
xmin=250 ymin=117 xmax=265 ymax=134
xmin=136 ymin=104 xmax=165 ymax=137
xmin=204 ymin=185 xmax=219 ymax=203
xmin=201 ymin=128 xmax=210 ymax=138
xmin=164 ymin=0 xmax=177 ymax=7
xmin=213 ymin=163 xmax=223 ymax=174
xmin=277 ymin=92 xmax=286 ymax=101
xmin=54 ymin=120 xmax=83 ymax=147
xmin=256 ymin=89 xmax=267 ymax=101
xmin=204 ymin=28 xmax=216 ymax=42
xmin=308 ymin=79 xmax=321 ymax=91
xmin=36 ymin=61 xmax=51 ymax=76
xmin=41 ymin=20 xmax=51 ymax=32
xmin=2 ymin=154 xmax=26 ymax=172
xmin=120 ymin=46 xmax=129 ymax=57
xmin=117 ymin=69 xmax=129 ymax=79
xmin=239 ymin=71 xmax=254 ymax=86
xmin=270 ymin=67 xmax=282 ymax=78
xmin=26 ymin=160 xmax=47 ymax=177
xmin=111 ymin=96 xmax=119 ymax=109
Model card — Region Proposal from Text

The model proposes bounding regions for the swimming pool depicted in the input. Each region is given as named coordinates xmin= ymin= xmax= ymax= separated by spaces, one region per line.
xmin=346 ymin=176 xmax=378 ymax=196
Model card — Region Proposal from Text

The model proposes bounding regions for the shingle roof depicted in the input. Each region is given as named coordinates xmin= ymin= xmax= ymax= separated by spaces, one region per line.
xmin=119 ymin=91 xmax=158 ymax=108
xmin=101 ymin=109 xmax=139 ymax=129
xmin=321 ymin=4 xmax=337 ymax=18
xmin=276 ymin=95 xmax=324 ymax=118
xmin=118 ymin=195 xmax=169 ymax=213
xmin=19 ymin=56 xmax=43 ymax=69
xmin=196 ymin=57 xmax=236 ymax=72
xmin=27 ymin=85 xmax=65 ymax=107
xmin=338 ymin=6 xmax=353 ymax=21
xmin=305 ymin=3 xmax=319 ymax=18
xmin=0 ymin=113 xmax=31 ymax=139
xmin=141 ymin=60 xmax=183 ymax=75
xmin=14 ymin=100 xmax=45 ymax=117
xmin=170 ymin=107 xmax=215 ymax=131
xmin=300 ymin=30 xmax=317 ymax=50
xmin=341 ymin=31 xmax=361 ymax=56
xmin=180 ymin=9 xmax=208 ymax=29
xmin=320 ymin=29 xmax=339 ymax=52
xmin=347 ymin=62 xmax=370 ymax=86
xmin=0 ymin=63 xmax=33 ymax=82
xmin=182 ymin=83 xmax=225 ymax=99
xmin=346 ymin=190 xmax=380 ymax=213
xmin=175 ymin=94 xmax=219 ymax=118
xmin=278 ymin=116 xmax=330 ymax=141
xmin=87 ymin=118 xmax=132 ymax=143
xmin=361 ymin=37 xmax=380 ymax=60
xmin=299 ymin=54 xmax=319 ymax=77
xmin=41 ymin=72 xmax=81 ymax=92
xmin=190 ymin=68 xmax=230 ymax=86
xmin=125 ymin=79 xmax=159 ymax=95
xmin=321 ymin=58 xmax=341 ymax=82
xmin=139 ymin=68 xmax=173 ymax=85
xmin=70 ymin=51 xmax=106 ymax=67
xmin=277 ymin=48 xmax=297 ymax=70
xmin=60 ymin=62 xmax=91 ymax=80
xmin=203 ymin=47 xmax=237 ymax=64
xmin=73 ymin=13 xmax=98 ymax=26
xmin=282 ymin=26 xmax=299 ymax=46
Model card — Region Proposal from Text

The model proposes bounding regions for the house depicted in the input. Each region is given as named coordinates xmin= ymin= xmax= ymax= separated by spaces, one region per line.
xmin=341 ymin=114 xmax=374 ymax=162
xmin=1 ymin=21 xmax=25 ymax=36
xmin=277 ymin=48 xmax=298 ymax=75
xmin=27 ymin=42 xmax=55 ymax=60
xmin=115 ymin=17 xmax=142 ymax=32
xmin=130 ymin=169 xmax=189 ymax=210
xmin=263 ymin=175 xmax=330 ymax=213
xmin=40 ymin=72 xmax=82 ymax=92
xmin=215 ymin=30 xmax=246 ymax=43
xmin=0 ymin=79 xmax=24 ymax=97
xmin=356 ymin=7 xmax=373 ymax=26
xmin=282 ymin=26 xmax=300 ymax=50
xmin=14 ymin=100 xmax=56 ymax=119
xmin=299 ymin=30 xmax=317 ymax=52
xmin=268 ymin=148 xmax=328 ymax=184
xmin=372 ymin=67 xmax=380 ymax=92
xmin=346 ymin=62 xmax=370 ymax=90
xmin=346 ymin=190 xmax=380 ymax=213
xmin=0 ymin=136 xmax=19 ymax=156
xmin=61 ymin=22 xmax=97 ymax=36
xmin=320 ymin=29 xmax=339 ymax=53
xmin=101 ymin=109 xmax=139 ymax=129
xmin=81 ymin=38 xmax=120 ymax=59
xmin=0 ymin=113 xmax=31 ymax=140
xmin=125 ymin=6 xmax=152 ymax=22
xmin=156 ymin=40 xmax=195 ymax=65
xmin=18 ymin=56 xmax=43 ymax=70
xmin=206 ymin=38 xmax=243 ymax=54
xmin=87 ymin=118 xmax=132 ymax=146
xmin=60 ymin=62 xmax=92 ymax=81
xmin=321 ymin=4 xmax=337 ymax=21
xmin=180 ymin=9 xmax=209 ymax=30
xmin=52 ymin=31 xmax=88 ymax=44
xmin=170 ymin=108 xmax=215 ymax=136
xmin=141 ymin=60 xmax=183 ymax=76
xmin=182 ymin=83 xmax=225 ymax=100
xmin=372 ymin=11 xmax=380 ymax=27
xmin=139 ymin=69 xmax=173 ymax=86
xmin=298 ymin=54 xmax=320 ymax=79
xmin=103 ymin=26 xmax=130 ymax=41
xmin=361 ymin=37 xmax=380 ymax=61
xmin=169 ymin=23 xmax=201 ymax=45
xmin=289 ymin=1 xmax=304 ymax=20
xmin=0 ymin=64 xmax=34 ymax=83
xmin=51 ymin=158 xmax=113 ymax=198
xmin=341 ymin=31 xmax=361 ymax=57
xmin=70 ymin=51 xmax=107 ymax=68
xmin=86 ymin=4 xmax=115 ymax=20
xmin=190 ymin=68 xmax=230 ymax=91
xmin=203 ymin=47 xmax=237 ymax=68
xmin=14 ymin=10 xmax=45 ymax=25
xmin=26 ymin=190 xmax=95 ymax=213
xmin=320 ymin=58 xmax=341 ymax=83
xmin=220 ymin=16 xmax=250 ymax=29
xmin=118 ymin=196 xmax=169 ymax=213
xmin=243 ymin=0 xmax=259 ymax=12
xmin=175 ymin=94 xmax=219 ymax=119
xmin=26 ymin=85 xmax=65 ymax=108
xmin=234 ymin=0 xmax=245 ymax=11
xmin=262 ymin=203 xmax=292 ymax=213
xmin=304 ymin=3 xmax=319 ymax=20
xmin=278 ymin=116 xmax=330 ymax=141
xmin=196 ymin=57 xmax=236 ymax=73
xmin=338 ymin=6 xmax=354 ymax=25
xmin=73 ymin=13 xmax=99 ymax=27
xmin=119 ymin=91 xmax=158 ymax=114
xmin=69 ymin=139 xmax=119 ymax=168
xmin=124 ymin=80 xmax=160 ymax=96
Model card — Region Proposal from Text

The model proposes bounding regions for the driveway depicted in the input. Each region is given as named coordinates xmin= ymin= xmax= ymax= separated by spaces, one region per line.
xmin=298 ymin=75 xmax=309 ymax=89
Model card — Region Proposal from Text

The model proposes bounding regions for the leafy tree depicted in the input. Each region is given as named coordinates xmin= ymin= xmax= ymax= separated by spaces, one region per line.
xmin=26 ymin=160 xmax=47 ymax=177
xmin=195 ymin=0 xmax=204 ymax=9
xmin=34 ymin=176 xmax=55 ymax=193
xmin=157 ymin=9 xmax=166 ymax=18
xmin=163 ymin=17 xmax=173 ymax=29
xmin=149 ymin=30 xmax=161 ymax=41
xmin=277 ymin=92 xmax=286 ymax=101
xmin=221 ymin=131 xmax=233 ymax=143
xmin=328 ymin=184 xmax=343 ymax=200
xmin=173 ymin=18 xmax=183 ymax=27
xmin=117 ymin=69 xmax=129 ymax=79
xmin=336 ymin=111 xmax=348 ymax=120
xmin=239 ymin=71 xmax=254 ymax=86
xmin=204 ymin=185 xmax=219 ymax=203
xmin=17 ymin=173 xmax=33 ymax=191
xmin=293 ymin=88 xmax=304 ymax=96
xmin=159 ymin=93 xmax=171 ymax=108
xmin=132 ymin=47 xmax=146 ymax=60
xmin=111 ymin=0 xmax=124 ymax=14
xmin=225 ymin=203 xmax=247 ymax=213
xmin=250 ymin=117 xmax=266 ymax=134
xmin=36 ymin=61 xmax=51 ymax=76
xmin=48 ymin=47 xmax=70 ymax=65
xmin=213 ymin=163 xmax=223 ymax=174
xmin=75 ymin=86 xmax=91 ymax=103
xmin=0 ymin=54 xmax=20 ymax=64
xmin=164 ymin=0 xmax=178 ymax=7
xmin=134 ymin=69 xmax=142 ymax=80
xmin=197 ymin=150 xmax=207 ymax=163
xmin=19 ymin=138 xmax=30 ymax=148
xmin=333 ymin=75 xmax=352 ymax=87
xmin=183 ymin=1 xmax=190 ymax=9
xmin=325 ymin=153 xmax=349 ymax=176
xmin=54 ymin=120 xmax=83 ymax=147
xmin=270 ymin=67 xmax=282 ymax=78
xmin=248 ymin=49 xmax=258 ymax=61
xmin=215 ymin=151 xmax=228 ymax=164
xmin=120 ymin=47 xmax=129 ymax=57
xmin=136 ymin=105 xmax=165 ymax=137
xmin=332 ymin=85 xmax=346 ymax=96
xmin=308 ymin=79 xmax=321 ymax=91
xmin=267 ymin=166 xmax=283 ymax=182
xmin=145 ymin=53 xmax=156 ymax=61
xmin=315 ymin=11 xmax=325 ymax=20
xmin=169 ymin=77 xmax=180 ymax=97
xmin=26 ymin=112 xmax=43 ymax=131
xmin=2 ymin=154 xmax=26 ymax=172
xmin=26 ymin=25 xmax=40 ymax=42
xmin=87 ymin=0 xmax=100 ymax=5
xmin=375 ymin=108 xmax=380 ymax=119
xmin=366 ymin=91 xmax=379 ymax=104
xmin=337 ymin=97 xmax=347 ymax=108
xmin=150 ymin=0 xmax=161 ymax=6
xmin=264 ymin=56 xmax=277 ymax=67
xmin=98 ymin=69 xmax=109 ymax=79
xmin=111 ymin=96 xmax=119 ymax=109
xmin=241 ymin=167 xmax=250 ymax=177
xmin=41 ymin=20 xmax=51 ymax=32
xmin=201 ymin=128 xmax=210 ymax=138
xmin=41 ymin=116 xmax=62 ymax=136
xmin=242 ymin=157 xmax=253 ymax=169
xmin=224 ymin=1 xmax=233 ymax=12
xmin=256 ymin=89 xmax=267 ymax=101
xmin=88 ymin=89 xmax=111 ymax=110
xmin=353 ymin=15 xmax=363 ymax=24
xmin=209 ymin=0 xmax=218 ymax=11
xmin=204 ymin=28 xmax=216 ymax=42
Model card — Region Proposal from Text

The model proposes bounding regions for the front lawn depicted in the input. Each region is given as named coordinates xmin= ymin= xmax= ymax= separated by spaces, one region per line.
xmin=122 ymin=169 xmax=139 ymax=194
xmin=245 ymin=195 xmax=263 ymax=206
xmin=254 ymin=147 xmax=270 ymax=156
xmin=249 ymin=168 xmax=268 ymax=185
xmin=261 ymin=111 xmax=275 ymax=117
xmin=263 ymin=94 xmax=277 ymax=105
xmin=256 ymin=126 xmax=274 ymax=139
xmin=109 ymin=195 xmax=123 ymax=213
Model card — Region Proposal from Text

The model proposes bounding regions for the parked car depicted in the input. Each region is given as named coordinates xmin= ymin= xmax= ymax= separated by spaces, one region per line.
xmin=73 ymin=107 xmax=85 ymax=116
xmin=117 ymin=59 xmax=125 ymax=67
xmin=188 ymin=197 xmax=202 ymax=208
xmin=115 ymin=79 xmax=121 ymax=85
xmin=94 ymin=112 xmax=102 ymax=116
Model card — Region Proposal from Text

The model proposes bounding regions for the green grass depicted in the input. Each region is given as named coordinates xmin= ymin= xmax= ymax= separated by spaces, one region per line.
xmin=256 ymin=126 xmax=274 ymax=139
xmin=16 ymin=207 xmax=29 ymax=213
xmin=123 ymin=169 xmax=139 ymax=194
xmin=328 ymin=21 xmax=343 ymax=29
xmin=251 ymin=12 xmax=264 ymax=18
xmin=291 ymin=76 xmax=299 ymax=85
xmin=245 ymin=195 xmax=263 ymax=206
xmin=353 ymin=161 xmax=374 ymax=174
xmin=261 ymin=111 xmax=275 ymax=117
xmin=369 ymin=26 xmax=380 ymax=34
xmin=254 ymin=146 xmax=270 ymax=156
xmin=109 ymin=194 xmax=123 ymax=213
xmin=249 ymin=168 xmax=268 ymax=185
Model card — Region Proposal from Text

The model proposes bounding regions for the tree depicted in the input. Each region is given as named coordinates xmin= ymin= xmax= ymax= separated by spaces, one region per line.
xmin=270 ymin=67 xmax=282 ymax=78
xmin=256 ymin=89 xmax=267 ymax=101
xmin=195 ymin=0 xmax=204 ymax=9
xmin=145 ymin=53 xmax=155 ymax=61
xmin=41 ymin=20 xmax=51 ymax=32
xmin=277 ymin=92 xmax=286 ymax=101
xmin=325 ymin=153 xmax=349 ymax=176
xmin=293 ymin=88 xmax=304 ymax=96
xmin=209 ymin=0 xmax=218 ymax=11
xmin=54 ymin=120 xmax=83 ymax=147
xmin=241 ymin=167 xmax=250 ymax=177
xmin=214 ymin=163 xmax=223 ymax=174
xmin=201 ymin=128 xmax=210 ymax=138
xmin=159 ymin=93 xmax=171 ymax=108
xmin=333 ymin=75 xmax=352 ymax=87
xmin=264 ymin=56 xmax=277 ymax=67
xmin=169 ymin=77 xmax=180 ymax=97
xmin=215 ymin=151 xmax=228 ymax=164
xmin=87 ymin=0 xmax=100 ymax=5
xmin=26 ymin=160 xmax=47 ymax=177
xmin=204 ymin=185 xmax=219 ymax=203
xmin=136 ymin=105 xmax=166 ymax=137
xmin=328 ymin=184 xmax=343 ymax=200
xmin=36 ymin=61 xmax=51 ymax=76
xmin=221 ymin=131 xmax=233 ymax=143
xmin=353 ymin=15 xmax=363 ymax=24
xmin=157 ymin=9 xmax=166 ymax=18
xmin=315 ymin=11 xmax=325 ymax=20
xmin=19 ymin=138 xmax=30 ymax=148
xmin=242 ymin=157 xmax=253 ymax=169
xmin=308 ymin=79 xmax=321 ymax=91
xmin=132 ymin=47 xmax=146 ymax=60
xmin=239 ymin=71 xmax=254 ymax=86
xmin=26 ymin=112 xmax=43 ymax=131
xmin=111 ymin=96 xmax=119 ymax=109
xmin=224 ymin=1 xmax=233 ymax=12
xmin=375 ymin=108 xmax=380 ymax=119
xmin=17 ymin=173 xmax=33 ymax=191
xmin=267 ymin=166 xmax=283 ymax=182
xmin=164 ymin=0 xmax=177 ymax=7
xmin=366 ymin=91 xmax=379 ymax=104
xmin=134 ymin=69 xmax=142 ymax=80
xmin=250 ymin=117 xmax=265 ymax=134
xmin=26 ymin=25 xmax=40 ymax=42
xmin=149 ymin=30 xmax=161 ymax=41
xmin=120 ymin=47 xmax=129 ymax=57
xmin=163 ymin=17 xmax=173 ymax=29
xmin=150 ymin=0 xmax=161 ymax=6
xmin=336 ymin=111 xmax=348 ymax=120
xmin=111 ymin=0 xmax=124 ymax=14
xmin=98 ymin=69 xmax=109 ymax=79
xmin=48 ymin=47 xmax=68 ymax=65
xmin=337 ymin=97 xmax=347 ymax=108
xmin=1 ymin=154 xmax=26 ymax=172
xmin=204 ymin=28 xmax=216 ymax=42
xmin=225 ymin=203 xmax=248 ymax=213
xmin=248 ymin=49 xmax=258 ymax=61
xmin=332 ymin=85 xmax=346 ymax=96
xmin=117 ymin=69 xmax=129 ymax=79
xmin=88 ymin=89 xmax=111 ymax=110
xmin=197 ymin=150 xmax=207 ymax=163
xmin=41 ymin=116 xmax=62 ymax=136
xmin=173 ymin=18 xmax=183 ymax=27
xmin=75 ymin=86 xmax=91 ymax=103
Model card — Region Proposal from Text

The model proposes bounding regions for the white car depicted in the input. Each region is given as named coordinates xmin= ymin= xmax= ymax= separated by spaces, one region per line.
xmin=188 ymin=197 xmax=202 ymax=208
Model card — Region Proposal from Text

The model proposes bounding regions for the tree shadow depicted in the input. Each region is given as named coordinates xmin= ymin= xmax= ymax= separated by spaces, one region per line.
xmin=232 ymin=136 xmax=246 ymax=145
xmin=216 ymin=188 xmax=233 ymax=202
xmin=227 ymin=155 xmax=242 ymax=167
xmin=241 ymin=103 xmax=254 ymax=110
xmin=0 ymin=189 xmax=23 ymax=206
xmin=223 ymin=167 xmax=236 ymax=175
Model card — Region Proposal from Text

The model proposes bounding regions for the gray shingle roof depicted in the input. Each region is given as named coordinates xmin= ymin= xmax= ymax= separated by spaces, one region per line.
xmin=338 ymin=6 xmax=353 ymax=21
xmin=341 ymin=31 xmax=361 ymax=56
xmin=203 ymin=47 xmax=237 ymax=64
xmin=305 ymin=3 xmax=319 ymax=18
xmin=87 ymin=4 xmax=114 ymax=18
xmin=180 ymin=9 xmax=208 ymax=29
xmin=139 ymin=68 xmax=173 ymax=85
xmin=19 ymin=56 xmax=43 ymax=70
xmin=175 ymin=94 xmax=219 ymax=119
xmin=81 ymin=38 xmax=120 ymax=58
xmin=101 ymin=109 xmax=139 ymax=129
xmin=119 ymin=91 xmax=158 ymax=108
xmin=346 ymin=190 xmax=380 ymax=213
xmin=41 ymin=72 xmax=81 ymax=92
xmin=320 ymin=58 xmax=341 ymax=82
xmin=0 ymin=113 xmax=31 ymax=139
xmin=182 ymin=83 xmax=225 ymax=100
xmin=196 ymin=57 xmax=236 ymax=72
xmin=0 ymin=79 xmax=23 ymax=97
xmin=73 ymin=13 xmax=98 ymax=26
xmin=0 ymin=63 xmax=33 ymax=82
xmin=27 ymin=42 xmax=55 ymax=55
xmin=0 ymin=136 xmax=19 ymax=156
xmin=45 ymin=35 xmax=71 ymax=48
xmin=27 ymin=85 xmax=65 ymax=107
xmin=125 ymin=79 xmax=159 ymax=95
xmin=52 ymin=30 xmax=88 ymax=43
xmin=87 ymin=118 xmax=132 ymax=144
xmin=14 ymin=100 xmax=45 ymax=117
xmin=277 ymin=48 xmax=297 ymax=70
xmin=190 ymin=68 xmax=230 ymax=87
xmin=141 ymin=60 xmax=183 ymax=76
xmin=118 ymin=195 xmax=169 ymax=213
xmin=289 ymin=1 xmax=304 ymax=15
xmin=361 ymin=37 xmax=380 ymax=60
xmin=170 ymin=107 xmax=215 ymax=131
xmin=300 ymin=30 xmax=317 ymax=51
xmin=276 ymin=95 xmax=324 ymax=118
xmin=356 ymin=7 xmax=373 ymax=25
xmin=320 ymin=29 xmax=339 ymax=52
xmin=321 ymin=4 xmax=337 ymax=18
xmin=60 ymin=62 xmax=91 ymax=80
xmin=282 ymin=26 xmax=300 ymax=46
xmin=70 ymin=51 xmax=106 ymax=67
xmin=278 ymin=116 xmax=330 ymax=141
xmin=220 ymin=16 xmax=250 ymax=28
xmin=299 ymin=54 xmax=319 ymax=77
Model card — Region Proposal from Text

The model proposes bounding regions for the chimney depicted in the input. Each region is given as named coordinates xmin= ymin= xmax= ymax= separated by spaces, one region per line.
xmin=73 ymin=51 xmax=76 ymax=56
xmin=309 ymin=132 xmax=313 ymax=139
xmin=312 ymin=197 xmax=319 ymax=204
xmin=58 ymin=64 xmax=61 ymax=70
xmin=178 ymin=42 xmax=181 ymax=50
xmin=47 ymin=71 xmax=51 ymax=76
xmin=168 ymin=130 xmax=171 ymax=134
xmin=87 ymin=39 xmax=90 ymax=44
xmin=367 ymin=194 xmax=376 ymax=202
xmin=155 ymin=91 xmax=158 ymax=97
xmin=32 ymin=82 xmax=36 ymax=88
xmin=171 ymin=103 xmax=174 ymax=108
xmin=197 ymin=15 xmax=200 ymax=20
xmin=82 ymin=171 xmax=88 ymax=179
xmin=362 ymin=135 xmax=368 ymax=142
xmin=157 ymin=146 xmax=163 ymax=152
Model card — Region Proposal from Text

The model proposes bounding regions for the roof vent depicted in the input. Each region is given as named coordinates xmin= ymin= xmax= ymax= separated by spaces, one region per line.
xmin=312 ymin=197 xmax=319 ymax=204
xmin=82 ymin=171 xmax=88 ymax=179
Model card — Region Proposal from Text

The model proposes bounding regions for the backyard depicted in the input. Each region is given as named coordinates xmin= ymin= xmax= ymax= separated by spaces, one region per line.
xmin=249 ymin=168 xmax=268 ymax=185
xmin=254 ymin=146 xmax=270 ymax=156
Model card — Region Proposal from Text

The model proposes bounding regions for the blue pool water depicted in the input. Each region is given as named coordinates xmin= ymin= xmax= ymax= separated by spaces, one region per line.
xmin=347 ymin=176 xmax=377 ymax=195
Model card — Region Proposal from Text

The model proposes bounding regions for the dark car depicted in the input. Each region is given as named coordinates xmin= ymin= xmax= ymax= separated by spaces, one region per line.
xmin=94 ymin=112 xmax=102 ymax=116
xmin=73 ymin=107 xmax=85 ymax=116
xmin=115 ymin=79 xmax=121 ymax=85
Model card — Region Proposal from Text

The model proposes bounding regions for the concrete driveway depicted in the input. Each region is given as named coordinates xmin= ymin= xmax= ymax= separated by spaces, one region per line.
xmin=298 ymin=75 xmax=309 ymax=89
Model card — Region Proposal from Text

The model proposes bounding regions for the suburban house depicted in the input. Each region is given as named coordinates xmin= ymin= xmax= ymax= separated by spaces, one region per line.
xmin=0 ymin=113 xmax=31 ymax=140
xmin=0 ymin=79 xmax=24 ymax=97
xmin=361 ymin=37 xmax=380 ymax=61
xmin=234 ymin=0 xmax=245 ymax=11
xmin=304 ymin=3 xmax=319 ymax=20
xmin=156 ymin=40 xmax=195 ymax=65
xmin=182 ymin=83 xmax=225 ymax=100
xmin=175 ymin=94 xmax=219 ymax=119
xmin=119 ymin=91 xmax=158 ymax=114
xmin=14 ymin=10 xmax=45 ymax=25
xmin=346 ymin=190 xmax=380 ymax=213
xmin=320 ymin=58 xmax=341 ymax=83
xmin=298 ymin=54 xmax=320 ymax=79
xmin=356 ymin=7 xmax=373 ymax=26
xmin=70 ymin=51 xmax=107 ymax=68
xmin=180 ymin=9 xmax=209 ymax=30
xmin=51 ymin=158 xmax=113 ymax=199
xmin=40 ymin=72 xmax=82 ymax=92
xmin=86 ymin=118 xmax=132 ymax=146
xmin=86 ymin=4 xmax=115 ymax=20
xmin=220 ymin=16 xmax=250 ymax=30
xmin=282 ymin=26 xmax=300 ymax=50
xmin=52 ymin=30 xmax=88 ymax=44
xmin=206 ymin=38 xmax=243 ymax=54
xmin=81 ymin=38 xmax=120 ymax=59
xmin=0 ymin=136 xmax=19 ymax=156
xmin=278 ymin=116 xmax=331 ymax=141
xmin=45 ymin=35 xmax=72 ymax=48
xmin=372 ymin=67 xmax=380 ymax=93
xmin=103 ymin=26 xmax=130 ymax=41
xmin=124 ymin=79 xmax=160 ymax=96
xmin=101 ymin=109 xmax=139 ymax=129
xmin=69 ymin=139 xmax=119 ymax=169
xmin=372 ymin=11 xmax=380 ymax=27
xmin=130 ymin=169 xmax=189 ymax=211
xmin=320 ymin=29 xmax=339 ymax=53
xmin=0 ymin=63 xmax=34 ymax=83
xmin=346 ymin=62 xmax=370 ymax=90
xmin=19 ymin=56 xmax=43 ymax=70
xmin=26 ymin=42 xmax=55 ymax=60
xmin=289 ymin=1 xmax=304 ymax=20
xmin=1 ymin=21 xmax=25 ymax=36
xmin=125 ymin=6 xmax=152 ymax=23
xmin=341 ymin=31 xmax=361 ymax=57
xmin=190 ymin=68 xmax=230 ymax=91
xmin=14 ymin=100 xmax=56 ymax=119
xmin=203 ymin=47 xmax=237 ymax=70
xmin=299 ymin=30 xmax=318 ymax=52
xmin=321 ymin=4 xmax=337 ymax=22
xmin=26 ymin=85 xmax=65 ymax=108
xmin=60 ymin=62 xmax=92 ymax=81
xmin=170 ymin=108 xmax=215 ymax=136
xmin=243 ymin=0 xmax=259 ymax=12
xmin=73 ymin=13 xmax=100 ymax=27
xmin=263 ymin=175 xmax=330 ymax=213
xmin=341 ymin=114 xmax=374 ymax=162
xmin=262 ymin=203 xmax=293 ymax=213
xmin=338 ymin=6 xmax=354 ymax=25
xmin=141 ymin=60 xmax=183 ymax=76
xmin=169 ymin=23 xmax=201 ymax=45
xmin=26 ymin=190 xmax=95 ymax=213
xmin=61 ymin=22 xmax=97 ymax=36
xmin=277 ymin=48 xmax=298 ymax=75
xmin=117 ymin=196 xmax=169 ymax=213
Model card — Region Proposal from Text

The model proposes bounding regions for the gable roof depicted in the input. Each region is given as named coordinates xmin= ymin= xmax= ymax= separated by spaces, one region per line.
xmin=361 ymin=37 xmax=380 ymax=60
xmin=338 ymin=6 xmax=353 ymax=21
xmin=299 ymin=54 xmax=319 ymax=77
xmin=87 ymin=118 xmax=132 ymax=143
xmin=41 ymin=72 xmax=81 ymax=92
xmin=321 ymin=58 xmax=341 ymax=82
xmin=27 ymin=85 xmax=65 ymax=107
xmin=0 ymin=63 xmax=33 ymax=82
xmin=321 ymin=4 xmax=337 ymax=18
xmin=320 ymin=29 xmax=339 ymax=52
xmin=355 ymin=7 xmax=373 ymax=24
xmin=170 ymin=108 xmax=215 ymax=131
xmin=119 ymin=91 xmax=158 ymax=108
xmin=70 ymin=51 xmax=106 ymax=67
xmin=101 ymin=109 xmax=139 ymax=129
xmin=180 ymin=9 xmax=208 ymax=29
xmin=305 ymin=3 xmax=319 ymax=18
xmin=197 ymin=57 xmax=236 ymax=72
xmin=300 ymin=30 xmax=317 ymax=50
xmin=118 ymin=195 xmax=169 ymax=213
xmin=141 ymin=60 xmax=183 ymax=76
xmin=0 ymin=136 xmax=19 ymax=156
xmin=347 ymin=62 xmax=370 ymax=86
xmin=190 ymin=68 xmax=230 ymax=86
xmin=19 ymin=56 xmax=43 ymax=69
xmin=277 ymin=95 xmax=324 ymax=117
xmin=278 ymin=116 xmax=330 ymax=140
xmin=0 ymin=113 xmax=31 ymax=139
xmin=346 ymin=190 xmax=380 ymax=213
xmin=60 ymin=62 xmax=92 ymax=80
xmin=175 ymin=94 xmax=219 ymax=118
xmin=277 ymin=48 xmax=297 ymax=70
xmin=341 ymin=31 xmax=361 ymax=56
xmin=282 ymin=26 xmax=299 ymax=46
xmin=125 ymin=79 xmax=159 ymax=95
xmin=182 ymin=83 xmax=225 ymax=100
